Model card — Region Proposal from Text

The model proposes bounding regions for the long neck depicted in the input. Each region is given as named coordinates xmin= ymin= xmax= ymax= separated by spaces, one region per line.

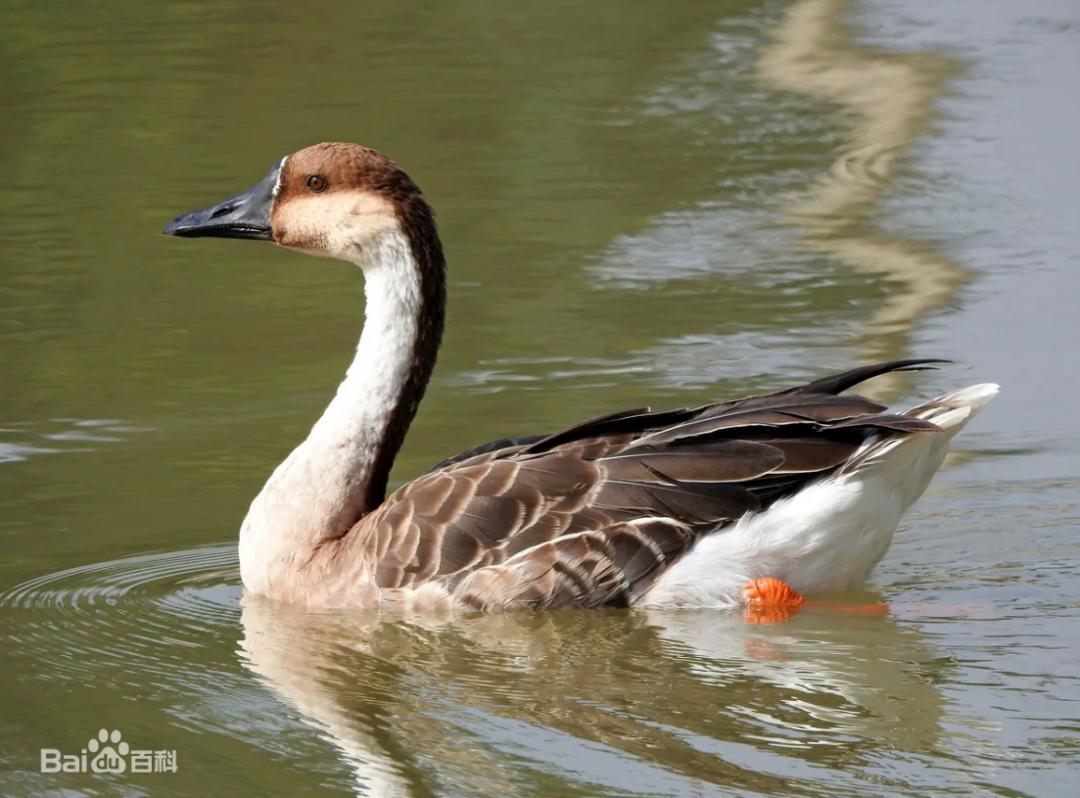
xmin=329 ymin=226 xmax=445 ymax=521
xmin=253 ymin=224 xmax=445 ymax=542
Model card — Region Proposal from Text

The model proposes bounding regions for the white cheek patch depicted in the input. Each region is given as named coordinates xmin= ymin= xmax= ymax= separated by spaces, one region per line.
xmin=279 ymin=192 xmax=398 ymax=259
xmin=272 ymin=156 xmax=288 ymax=198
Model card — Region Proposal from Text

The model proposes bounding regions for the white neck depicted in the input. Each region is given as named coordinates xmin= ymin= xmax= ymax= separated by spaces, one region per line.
xmin=239 ymin=228 xmax=423 ymax=595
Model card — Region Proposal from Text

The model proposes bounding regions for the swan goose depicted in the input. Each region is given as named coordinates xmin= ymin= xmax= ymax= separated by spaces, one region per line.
xmin=164 ymin=142 xmax=997 ymax=613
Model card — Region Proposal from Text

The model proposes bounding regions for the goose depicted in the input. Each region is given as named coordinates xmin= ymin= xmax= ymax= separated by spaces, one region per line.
xmin=163 ymin=142 xmax=997 ymax=613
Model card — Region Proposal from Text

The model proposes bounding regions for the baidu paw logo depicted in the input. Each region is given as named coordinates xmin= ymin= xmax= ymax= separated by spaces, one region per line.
xmin=88 ymin=729 xmax=128 ymax=774
xmin=40 ymin=726 xmax=177 ymax=774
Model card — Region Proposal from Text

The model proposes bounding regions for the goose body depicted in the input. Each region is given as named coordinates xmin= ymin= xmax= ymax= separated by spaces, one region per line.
xmin=164 ymin=142 xmax=996 ymax=612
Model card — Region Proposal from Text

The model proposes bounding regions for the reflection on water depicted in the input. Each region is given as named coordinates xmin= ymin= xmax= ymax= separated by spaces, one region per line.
xmin=240 ymin=596 xmax=945 ymax=797
xmin=0 ymin=543 xmax=949 ymax=797
xmin=5 ymin=495 xmax=1079 ymax=798
xmin=0 ymin=545 xmax=950 ymax=797
xmin=759 ymin=0 xmax=968 ymax=400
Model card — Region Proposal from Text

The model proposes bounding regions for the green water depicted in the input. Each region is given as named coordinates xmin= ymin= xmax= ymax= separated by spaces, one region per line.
xmin=2 ymin=0 xmax=1079 ymax=795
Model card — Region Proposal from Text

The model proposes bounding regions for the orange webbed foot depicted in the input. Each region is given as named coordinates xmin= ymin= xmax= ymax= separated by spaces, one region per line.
xmin=743 ymin=578 xmax=891 ymax=623
xmin=743 ymin=577 xmax=806 ymax=624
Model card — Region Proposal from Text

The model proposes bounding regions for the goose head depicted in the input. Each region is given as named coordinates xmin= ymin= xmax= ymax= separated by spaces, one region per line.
xmin=163 ymin=142 xmax=435 ymax=267
xmin=164 ymin=143 xmax=448 ymax=560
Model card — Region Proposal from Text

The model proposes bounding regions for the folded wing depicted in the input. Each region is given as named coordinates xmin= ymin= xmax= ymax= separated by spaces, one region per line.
xmin=351 ymin=359 xmax=944 ymax=609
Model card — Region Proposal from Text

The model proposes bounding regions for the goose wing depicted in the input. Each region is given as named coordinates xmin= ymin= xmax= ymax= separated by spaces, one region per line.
xmin=353 ymin=359 xmax=944 ymax=610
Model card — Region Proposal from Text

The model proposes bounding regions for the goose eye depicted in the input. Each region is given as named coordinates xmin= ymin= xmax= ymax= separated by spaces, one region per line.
xmin=305 ymin=174 xmax=328 ymax=193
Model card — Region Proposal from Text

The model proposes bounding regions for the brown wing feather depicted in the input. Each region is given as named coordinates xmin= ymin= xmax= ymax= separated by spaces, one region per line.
xmin=349 ymin=359 xmax=946 ymax=610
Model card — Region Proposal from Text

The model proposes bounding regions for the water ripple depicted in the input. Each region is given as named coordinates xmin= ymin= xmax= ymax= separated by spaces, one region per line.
xmin=0 ymin=544 xmax=241 ymax=681
xmin=0 ymin=418 xmax=151 ymax=463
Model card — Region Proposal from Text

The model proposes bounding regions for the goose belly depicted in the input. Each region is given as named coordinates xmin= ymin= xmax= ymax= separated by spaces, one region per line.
xmin=638 ymin=473 xmax=906 ymax=607
xmin=638 ymin=422 xmax=958 ymax=609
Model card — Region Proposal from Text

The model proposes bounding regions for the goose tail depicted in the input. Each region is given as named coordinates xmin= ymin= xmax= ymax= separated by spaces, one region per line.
xmin=906 ymin=383 xmax=999 ymax=438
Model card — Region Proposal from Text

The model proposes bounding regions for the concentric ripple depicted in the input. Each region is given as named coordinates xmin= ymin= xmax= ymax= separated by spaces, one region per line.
xmin=0 ymin=544 xmax=242 ymax=684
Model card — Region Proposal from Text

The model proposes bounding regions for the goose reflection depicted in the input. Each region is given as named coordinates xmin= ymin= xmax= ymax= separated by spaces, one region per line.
xmin=239 ymin=600 xmax=947 ymax=797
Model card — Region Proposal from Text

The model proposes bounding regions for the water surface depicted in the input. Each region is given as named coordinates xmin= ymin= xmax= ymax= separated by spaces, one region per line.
xmin=1 ymin=0 xmax=1078 ymax=795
